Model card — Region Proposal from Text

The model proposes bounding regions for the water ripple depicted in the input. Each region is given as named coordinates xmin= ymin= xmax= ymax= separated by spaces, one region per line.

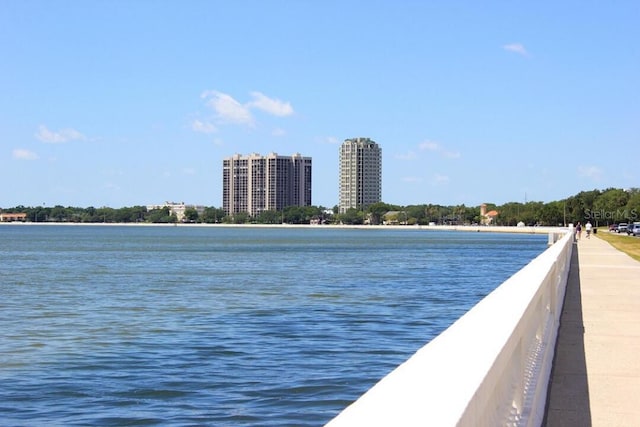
xmin=0 ymin=226 xmax=546 ymax=425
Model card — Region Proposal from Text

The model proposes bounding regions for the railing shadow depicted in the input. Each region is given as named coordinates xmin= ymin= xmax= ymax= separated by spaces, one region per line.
xmin=544 ymin=244 xmax=591 ymax=426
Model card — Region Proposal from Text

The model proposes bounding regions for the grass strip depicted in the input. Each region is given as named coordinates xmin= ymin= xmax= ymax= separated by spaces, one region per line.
xmin=596 ymin=229 xmax=640 ymax=262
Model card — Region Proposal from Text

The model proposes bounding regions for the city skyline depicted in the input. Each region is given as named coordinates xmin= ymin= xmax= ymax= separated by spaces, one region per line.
xmin=2 ymin=2 xmax=638 ymax=209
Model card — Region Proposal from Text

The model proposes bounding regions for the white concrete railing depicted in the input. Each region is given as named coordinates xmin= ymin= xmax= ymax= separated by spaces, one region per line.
xmin=327 ymin=228 xmax=574 ymax=427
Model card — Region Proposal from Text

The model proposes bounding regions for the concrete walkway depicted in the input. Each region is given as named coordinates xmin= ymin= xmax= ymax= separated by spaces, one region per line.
xmin=545 ymin=233 xmax=640 ymax=426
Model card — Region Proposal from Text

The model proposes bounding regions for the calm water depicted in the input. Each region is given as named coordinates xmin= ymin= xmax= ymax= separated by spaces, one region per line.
xmin=0 ymin=225 xmax=547 ymax=426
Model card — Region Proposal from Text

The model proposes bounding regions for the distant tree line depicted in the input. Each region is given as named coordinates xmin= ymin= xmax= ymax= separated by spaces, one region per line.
xmin=2 ymin=187 xmax=639 ymax=226
xmin=334 ymin=188 xmax=640 ymax=226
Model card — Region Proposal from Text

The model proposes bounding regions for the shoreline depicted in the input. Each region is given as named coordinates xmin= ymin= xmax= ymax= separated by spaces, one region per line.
xmin=1 ymin=221 xmax=568 ymax=235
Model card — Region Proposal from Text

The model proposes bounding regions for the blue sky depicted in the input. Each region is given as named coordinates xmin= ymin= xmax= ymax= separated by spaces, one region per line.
xmin=2 ymin=1 xmax=638 ymax=209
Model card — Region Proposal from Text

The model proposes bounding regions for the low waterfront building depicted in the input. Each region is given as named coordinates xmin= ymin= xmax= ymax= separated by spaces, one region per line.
xmin=145 ymin=202 xmax=205 ymax=222
xmin=480 ymin=203 xmax=499 ymax=225
xmin=0 ymin=212 xmax=27 ymax=222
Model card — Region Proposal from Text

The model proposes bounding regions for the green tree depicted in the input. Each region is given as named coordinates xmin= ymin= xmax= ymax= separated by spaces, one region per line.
xmin=564 ymin=196 xmax=583 ymax=225
xmin=95 ymin=207 xmax=116 ymax=223
xmin=405 ymin=205 xmax=427 ymax=224
xmin=539 ymin=201 xmax=564 ymax=226
xmin=625 ymin=189 xmax=640 ymax=222
xmin=201 ymin=207 xmax=226 ymax=223
xmin=367 ymin=202 xmax=394 ymax=225
xmin=280 ymin=205 xmax=322 ymax=224
xmin=113 ymin=206 xmax=145 ymax=223
xmin=495 ymin=203 xmax=522 ymax=226
xmin=424 ymin=204 xmax=441 ymax=223
xmin=82 ymin=206 xmax=97 ymax=222
xmin=571 ymin=189 xmax=601 ymax=223
xmin=256 ymin=210 xmax=281 ymax=224
xmin=147 ymin=207 xmax=175 ymax=223
xmin=339 ymin=208 xmax=363 ymax=225
xmin=49 ymin=205 xmax=68 ymax=221
xmin=183 ymin=208 xmax=199 ymax=223
xmin=283 ymin=206 xmax=302 ymax=223
xmin=231 ymin=212 xmax=249 ymax=224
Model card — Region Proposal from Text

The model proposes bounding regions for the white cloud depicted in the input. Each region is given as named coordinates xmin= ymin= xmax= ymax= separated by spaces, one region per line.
xmin=36 ymin=125 xmax=86 ymax=143
xmin=443 ymin=150 xmax=461 ymax=159
xmin=103 ymin=168 xmax=125 ymax=176
xmin=403 ymin=176 xmax=422 ymax=183
xmin=578 ymin=165 xmax=603 ymax=181
xmin=201 ymin=91 xmax=254 ymax=125
xmin=419 ymin=141 xmax=440 ymax=151
xmin=318 ymin=136 xmax=340 ymax=145
xmin=271 ymin=127 xmax=286 ymax=137
xmin=12 ymin=148 xmax=39 ymax=160
xmin=198 ymin=90 xmax=295 ymax=131
xmin=396 ymin=151 xmax=417 ymax=160
xmin=191 ymin=119 xmax=217 ymax=134
xmin=248 ymin=91 xmax=294 ymax=117
xmin=104 ymin=182 xmax=121 ymax=191
xmin=182 ymin=167 xmax=197 ymax=175
xmin=419 ymin=140 xmax=461 ymax=159
xmin=433 ymin=174 xmax=450 ymax=184
xmin=503 ymin=43 xmax=529 ymax=57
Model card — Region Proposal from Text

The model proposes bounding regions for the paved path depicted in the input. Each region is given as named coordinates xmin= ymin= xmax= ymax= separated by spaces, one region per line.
xmin=545 ymin=233 xmax=640 ymax=426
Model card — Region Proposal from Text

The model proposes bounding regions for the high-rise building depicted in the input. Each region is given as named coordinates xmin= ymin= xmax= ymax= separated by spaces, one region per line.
xmin=339 ymin=137 xmax=382 ymax=214
xmin=223 ymin=152 xmax=312 ymax=217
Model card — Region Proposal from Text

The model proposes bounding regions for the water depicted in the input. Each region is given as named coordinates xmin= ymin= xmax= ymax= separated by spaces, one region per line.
xmin=0 ymin=225 xmax=547 ymax=426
